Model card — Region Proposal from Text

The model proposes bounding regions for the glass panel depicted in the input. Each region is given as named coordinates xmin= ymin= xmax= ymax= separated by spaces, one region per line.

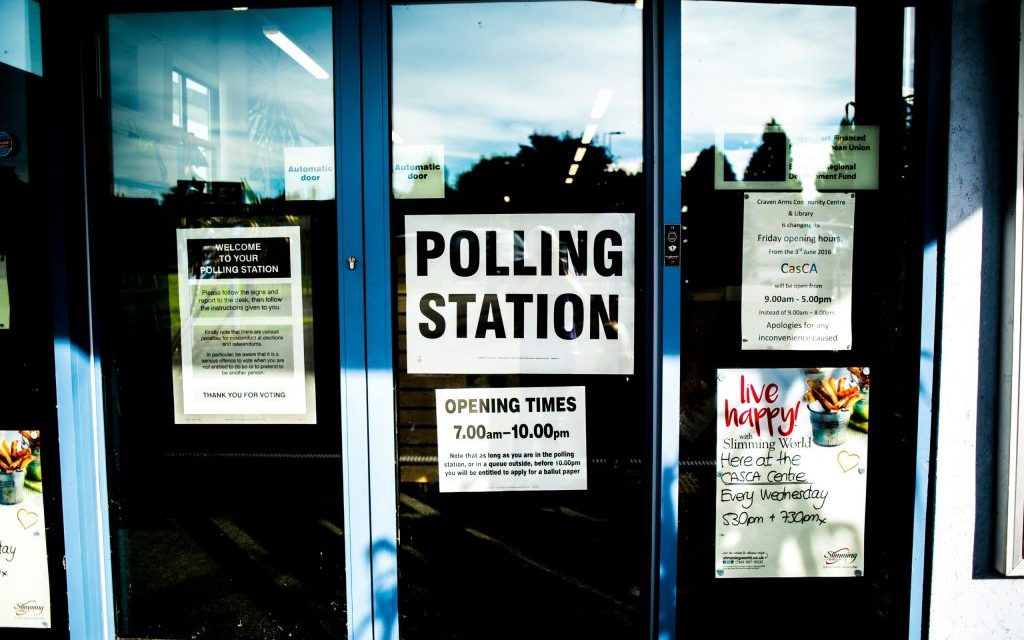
xmin=104 ymin=8 xmax=344 ymax=639
xmin=678 ymin=2 xmax=922 ymax=636
xmin=110 ymin=8 xmax=335 ymax=202
xmin=391 ymin=2 xmax=647 ymax=637
xmin=0 ymin=44 xmax=65 ymax=637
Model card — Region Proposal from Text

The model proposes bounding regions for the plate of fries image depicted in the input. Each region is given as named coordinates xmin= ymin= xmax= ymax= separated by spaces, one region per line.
xmin=0 ymin=436 xmax=35 ymax=505
xmin=804 ymin=374 xmax=864 ymax=446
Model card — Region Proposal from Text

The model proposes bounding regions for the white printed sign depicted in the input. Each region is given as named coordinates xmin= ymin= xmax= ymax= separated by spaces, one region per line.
xmin=0 ymin=256 xmax=8 ymax=330
xmin=0 ymin=431 xmax=50 ymax=628
xmin=715 ymin=368 xmax=869 ymax=578
xmin=393 ymin=144 xmax=445 ymax=199
xmin=715 ymin=125 xmax=879 ymax=191
xmin=741 ymin=193 xmax=854 ymax=350
xmin=405 ymin=213 xmax=635 ymax=374
xmin=284 ymin=146 xmax=335 ymax=201
xmin=173 ymin=226 xmax=315 ymax=423
xmin=435 ymin=387 xmax=587 ymax=492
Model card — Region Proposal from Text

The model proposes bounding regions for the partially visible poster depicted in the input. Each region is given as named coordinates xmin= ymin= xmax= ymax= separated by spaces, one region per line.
xmin=715 ymin=367 xmax=870 ymax=578
xmin=405 ymin=213 xmax=635 ymax=374
xmin=0 ymin=255 xmax=8 ymax=330
xmin=741 ymin=193 xmax=855 ymax=350
xmin=173 ymin=226 xmax=316 ymax=423
xmin=435 ymin=386 xmax=587 ymax=492
xmin=0 ymin=430 xmax=50 ymax=628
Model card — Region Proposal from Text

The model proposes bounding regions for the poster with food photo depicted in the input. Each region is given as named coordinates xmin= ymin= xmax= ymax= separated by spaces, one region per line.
xmin=715 ymin=367 xmax=870 ymax=578
xmin=0 ymin=430 xmax=51 ymax=628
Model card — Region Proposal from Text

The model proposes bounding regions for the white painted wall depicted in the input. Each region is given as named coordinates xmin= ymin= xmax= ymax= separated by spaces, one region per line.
xmin=928 ymin=0 xmax=1024 ymax=636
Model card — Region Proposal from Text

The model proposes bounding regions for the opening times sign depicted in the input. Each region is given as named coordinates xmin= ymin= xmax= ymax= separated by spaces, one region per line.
xmin=174 ymin=226 xmax=314 ymax=423
xmin=405 ymin=213 xmax=635 ymax=375
xmin=741 ymin=193 xmax=854 ymax=350
xmin=435 ymin=386 xmax=587 ymax=492
xmin=715 ymin=368 xmax=868 ymax=578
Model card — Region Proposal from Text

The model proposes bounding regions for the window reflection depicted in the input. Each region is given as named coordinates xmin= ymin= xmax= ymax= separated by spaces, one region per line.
xmin=681 ymin=2 xmax=855 ymax=183
xmin=109 ymin=8 xmax=333 ymax=202
xmin=392 ymin=1 xmax=643 ymax=192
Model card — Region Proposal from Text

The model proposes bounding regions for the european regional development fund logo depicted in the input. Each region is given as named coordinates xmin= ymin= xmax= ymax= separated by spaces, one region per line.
xmin=824 ymin=547 xmax=858 ymax=565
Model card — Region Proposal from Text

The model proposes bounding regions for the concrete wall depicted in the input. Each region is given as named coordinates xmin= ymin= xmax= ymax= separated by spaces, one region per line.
xmin=928 ymin=0 xmax=1024 ymax=636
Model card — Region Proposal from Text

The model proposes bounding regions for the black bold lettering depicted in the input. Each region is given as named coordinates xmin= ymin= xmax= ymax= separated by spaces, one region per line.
xmin=540 ymin=230 xmax=553 ymax=276
xmin=448 ymin=293 xmax=476 ymax=338
xmin=486 ymin=231 xmax=509 ymax=275
xmin=450 ymin=231 xmax=480 ymax=277
xmin=418 ymin=293 xmax=445 ymax=338
xmin=416 ymin=231 xmax=445 ymax=276
xmin=513 ymin=230 xmax=537 ymax=276
xmin=560 ymin=230 xmax=587 ymax=276
xmin=506 ymin=294 xmax=533 ymax=339
xmin=554 ymin=293 xmax=584 ymax=339
xmin=475 ymin=294 xmax=506 ymax=338
xmin=590 ymin=294 xmax=619 ymax=339
xmin=536 ymin=294 xmax=548 ymax=338
xmin=595 ymin=230 xmax=623 ymax=276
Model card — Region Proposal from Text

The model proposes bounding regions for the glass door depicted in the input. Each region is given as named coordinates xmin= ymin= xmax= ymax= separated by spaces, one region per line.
xmin=99 ymin=6 xmax=347 ymax=638
xmin=675 ymin=2 xmax=925 ymax=636
xmin=0 ymin=10 xmax=69 ymax=636
xmin=389 ymin=2 xmax=651 ymax=637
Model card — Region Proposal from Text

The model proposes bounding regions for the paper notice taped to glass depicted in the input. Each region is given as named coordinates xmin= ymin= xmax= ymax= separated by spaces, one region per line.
xmin=740 ymin=193 xmax=854 ymax=350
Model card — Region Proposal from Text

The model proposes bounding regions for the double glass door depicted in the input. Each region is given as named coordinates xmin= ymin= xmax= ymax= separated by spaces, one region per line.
xmin=92 ymin=1 xmax=924 ymax=638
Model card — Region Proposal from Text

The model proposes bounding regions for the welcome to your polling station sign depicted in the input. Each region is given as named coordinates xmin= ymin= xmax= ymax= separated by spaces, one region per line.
xmin=404 ymin=213 xmax=635 ymax=375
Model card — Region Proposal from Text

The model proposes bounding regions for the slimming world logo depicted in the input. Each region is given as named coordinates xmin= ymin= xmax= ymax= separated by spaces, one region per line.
xmin=14 ymin=600 xmax=45 ymax=617
xmin=824 ymin=547 xmax=858 ymax=565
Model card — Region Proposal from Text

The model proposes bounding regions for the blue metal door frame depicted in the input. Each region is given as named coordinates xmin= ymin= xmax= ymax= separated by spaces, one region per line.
xmin=46 ymin=1 xmax=937 ymax=639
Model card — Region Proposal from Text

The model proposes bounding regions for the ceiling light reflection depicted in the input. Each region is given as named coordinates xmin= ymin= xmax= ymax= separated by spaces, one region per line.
xmin=568 ymin=163 xmax=579 ymax=176
xmin=581 ymin=124 xmax=598 ymax=145
xmin=263 ymin=27 xmax=330 ymax=80
xmin=574 ymin=147 xmax=587 ymax=162
xmin=590 ymin=89 xmax=614 ymax=119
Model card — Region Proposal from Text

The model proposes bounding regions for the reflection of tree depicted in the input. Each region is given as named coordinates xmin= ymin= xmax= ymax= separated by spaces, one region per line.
xmin=815 ymin=102 xmax=858 ymax=192
xmin=447 ymin=133 xmax=641 ymax=212
xmin=744 ymin=117 xmax=796 ymax=187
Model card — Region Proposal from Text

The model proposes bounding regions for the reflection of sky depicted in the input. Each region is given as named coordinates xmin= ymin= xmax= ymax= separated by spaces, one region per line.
xmin=682 ymin=2 xmax=856 ymax=173
xmin=392 ymin=2 xmax=643 ymax=183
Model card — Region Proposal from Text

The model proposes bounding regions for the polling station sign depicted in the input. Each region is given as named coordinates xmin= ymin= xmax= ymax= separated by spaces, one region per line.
xmin=405 ymin=213 xmax=635 ymax=374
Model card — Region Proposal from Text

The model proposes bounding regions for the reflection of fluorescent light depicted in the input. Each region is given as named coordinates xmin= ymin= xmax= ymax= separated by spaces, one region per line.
xmin=581 ymin=124 xmax=598 ymax=145
xmin=568 ymin=164 xmax=579 ymax=176
xmin=263 ymin=28 xmax=329 ymax=80
xmin=634 ymin=0 xmax=643 ymax=9
xmin=590 ymin=89 xmax=613 ymax=119
xmin=392 ymin=130 xmax=405 ymax=145
xmin=565 ymin=177 xmax=574 ymax=184
xmin=232 ymin=7 xmax=249 ymax=10
xmin=503 ymin=195 xmax=510 ymax=203
xmin=574 ymin=147 xmax=587 ymax=162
